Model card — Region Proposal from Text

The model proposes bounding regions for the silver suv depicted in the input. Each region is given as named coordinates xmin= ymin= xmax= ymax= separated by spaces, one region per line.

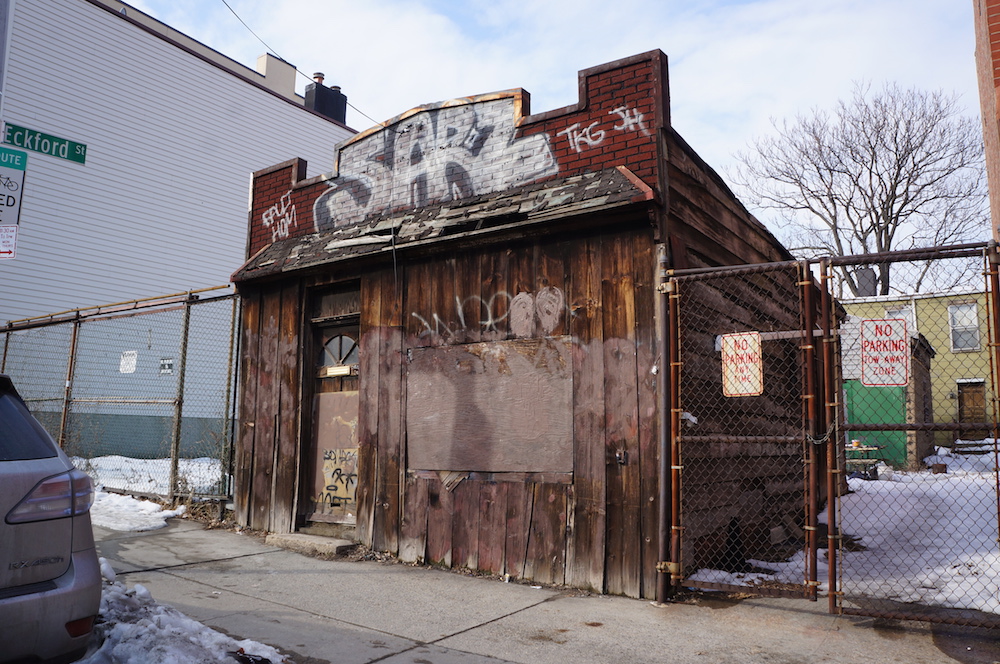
xmin=0 ymin=374 xmax=101 ymax=663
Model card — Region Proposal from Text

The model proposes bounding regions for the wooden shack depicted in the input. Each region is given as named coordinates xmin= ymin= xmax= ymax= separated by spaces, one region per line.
xmin=231 ymin=50 xmax=797 ymax=600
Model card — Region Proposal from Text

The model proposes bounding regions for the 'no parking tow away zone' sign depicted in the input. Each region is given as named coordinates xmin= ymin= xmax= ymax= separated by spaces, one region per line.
xmin=721 ymin=331 xmax=763 ymax=397
xmin=860 ymin=318 xmax=909 ymax=386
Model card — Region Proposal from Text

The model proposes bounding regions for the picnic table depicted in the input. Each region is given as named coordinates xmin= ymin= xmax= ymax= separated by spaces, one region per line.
xmin=845 ymin=442 xmax=883 ymax=480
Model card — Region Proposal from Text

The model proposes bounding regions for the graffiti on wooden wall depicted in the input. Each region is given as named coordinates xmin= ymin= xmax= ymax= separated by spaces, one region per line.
xmin=313 ymin=97 xmax=558 ymax=231
xmin=411 ymin=286 xmax=565 ymax=341
xmin=316 ymin=447 xmax=358 ymax=507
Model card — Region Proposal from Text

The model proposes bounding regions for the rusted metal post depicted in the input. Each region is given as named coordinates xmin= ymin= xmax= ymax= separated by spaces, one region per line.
xmin=168 ymin=294 xmax=194 ymax=502
xmin=656 ymin=250 xmax=673 ymax=603
xmin=820 ymin=258 xmax=840 ymax=614
xmin=985 ymin=246 xmax=1000 ymax=552
xmin=220 ymin=295 xmax=239 ymax=505
xmin=667 ymin=275 xmax=684 ymax=592
xmin=799 ymin=261 xmax=819 ymax=601
xmin=58 ymin=317 xmax=81 ymax=449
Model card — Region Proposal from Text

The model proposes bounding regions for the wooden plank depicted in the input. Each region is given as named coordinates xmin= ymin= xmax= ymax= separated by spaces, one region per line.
xmin=375 ymin=270 xmax=403 ymax=554
xmin=503 ymin=481 xmax=533 ymax=579
xmin=451 ymin=480 xmax=481 ymax=570
xmin=480 ymin=247 xmax=510 ymax=342
xmin=534 ymin=239 xmax=570 ymax=337
xmin=632 ymin=231 xmax=660 ymax=599
xmin=426 ymin=477 xmax=454 ymax=567
xmin=565 ymin=234 xmax=607 ymax=593
xmin=456 ymin=251 xmax=483 ymax=345
xmin=250 ymin=285 xmax=282 ymax=531
xmin=523 ymin=483 xmax=568 ymax=586
xmin=602 ymin=231 xmax=642 ymax=598
xmin=356 ymin=272 xmax=382 ymax=545
xmin=478 ymin=481 xmax=507 ymax=574
xmin=271 ymin=281 xmax=301 ymax=534
xmin=406 ymin=260 xmax=436 ymax=348
xmin=234 ymin=289 xmax=261 ymax=527
xmin=399 ymin=474 xmax=428 ymax=563
xmin=508 ymin=240 xmax=536 ymax=338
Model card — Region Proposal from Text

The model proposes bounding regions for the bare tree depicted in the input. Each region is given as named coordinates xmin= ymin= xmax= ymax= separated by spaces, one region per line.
xmin=734 ymin=83 xmax=988 ymax=296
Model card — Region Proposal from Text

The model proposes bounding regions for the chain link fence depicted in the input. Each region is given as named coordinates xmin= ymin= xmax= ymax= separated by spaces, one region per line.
xmin=1 ymin=288 xmax=239 ymax=502
xmin=830 ymin=248 xmax=1000 ymax=627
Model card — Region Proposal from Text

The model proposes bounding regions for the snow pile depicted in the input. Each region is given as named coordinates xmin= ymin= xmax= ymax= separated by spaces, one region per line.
xmin=75 ymin=455 xmax=225 ymax=496
xmin=89 ymin=491 xmax=186 ymax=532
xmin=687 ymin=443 xmax=1000 ymax=615
xmin=80 ymin=573 xmax=286 ymax=663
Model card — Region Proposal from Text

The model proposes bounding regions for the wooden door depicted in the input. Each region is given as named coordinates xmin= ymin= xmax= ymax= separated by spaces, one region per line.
xmin=303 ymin=325 xmax=360 ymax=524
xmin=958 ymin=381 xmax=987 ymax=441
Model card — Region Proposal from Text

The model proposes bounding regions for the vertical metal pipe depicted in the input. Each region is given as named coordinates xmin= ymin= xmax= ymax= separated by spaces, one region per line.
xmin=220 ymin=295 xmax=238 ymax=503
xmin=168 ymin=295 xmax=193 ymax=502
xmin=800 ymin=262 xmax=819 ymax=600
xmin=656 ymin=250 xmax=672 ymax=604
xmin=820 ymin=258 xmax=840 ymax=614
xmin=2 ymin=327 xmax=10 ymax=372
xmin=58 ymin=317 xmax=81 ymax=449
xmin=667 ymin=276 xmax=684 ymax=591
xmin=985 ymin=247 xmax=1000 ymax=555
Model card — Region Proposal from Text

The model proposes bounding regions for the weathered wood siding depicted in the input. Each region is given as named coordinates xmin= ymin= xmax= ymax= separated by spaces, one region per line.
xmin=350 ymin=226 xmax=659 ymax=596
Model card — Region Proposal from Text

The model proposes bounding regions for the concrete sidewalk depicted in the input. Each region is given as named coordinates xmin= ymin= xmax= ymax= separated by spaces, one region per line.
xmin=94 ymin=518 xmax=1000 ymax=664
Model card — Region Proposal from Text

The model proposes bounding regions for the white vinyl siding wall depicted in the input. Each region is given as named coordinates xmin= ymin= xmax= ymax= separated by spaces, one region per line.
xmin=0 ymin=0 xmax=353 ymax=322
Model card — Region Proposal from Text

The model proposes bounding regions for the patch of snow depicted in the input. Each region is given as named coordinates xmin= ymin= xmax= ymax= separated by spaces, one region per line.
xmin=74 ymin=455 xmax=226 ymax=496
xmin=89 ymin=490 xmax=186 ymax=532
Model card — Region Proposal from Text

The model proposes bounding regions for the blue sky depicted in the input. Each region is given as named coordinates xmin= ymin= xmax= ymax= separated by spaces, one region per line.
xmin=127 ymin=0 xmax=979 ymax=177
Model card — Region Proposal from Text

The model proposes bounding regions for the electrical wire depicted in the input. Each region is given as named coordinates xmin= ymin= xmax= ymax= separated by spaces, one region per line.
xmin=218 ymin=0 xmax=388 ymax=129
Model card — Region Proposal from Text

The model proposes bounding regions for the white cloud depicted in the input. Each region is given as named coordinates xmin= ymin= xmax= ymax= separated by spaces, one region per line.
xmin=126 ymin=0 xmax=979 ymax=177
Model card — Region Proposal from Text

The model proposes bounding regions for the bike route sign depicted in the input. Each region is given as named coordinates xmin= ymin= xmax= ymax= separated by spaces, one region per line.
xmin=0 ymin=145 xmax=26 ymax=228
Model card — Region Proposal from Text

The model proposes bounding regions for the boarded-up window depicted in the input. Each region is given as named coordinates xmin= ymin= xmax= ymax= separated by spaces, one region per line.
xmin=406 ymin=337 xmax=573 ymax=473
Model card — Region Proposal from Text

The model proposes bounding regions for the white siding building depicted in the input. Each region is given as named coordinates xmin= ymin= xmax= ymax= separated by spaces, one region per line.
xmin=0 ymin=0 xmax=355 ymax=323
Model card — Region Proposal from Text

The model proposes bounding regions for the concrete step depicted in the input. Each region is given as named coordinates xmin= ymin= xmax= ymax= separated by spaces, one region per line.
xmin=264 ymin=532 xmax=356 ymax=557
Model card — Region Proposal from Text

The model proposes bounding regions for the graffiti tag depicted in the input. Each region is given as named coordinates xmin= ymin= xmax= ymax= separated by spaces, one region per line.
xmin=261 ymin=191 xmax=297 ymax=243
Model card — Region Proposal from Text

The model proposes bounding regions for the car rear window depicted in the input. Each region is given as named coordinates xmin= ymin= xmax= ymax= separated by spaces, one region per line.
xmin=0 ymin=393 xmax=58 ymax=461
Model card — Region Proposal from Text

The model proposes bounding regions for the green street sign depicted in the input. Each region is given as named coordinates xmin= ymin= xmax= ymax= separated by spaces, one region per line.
xmin=3 ymin=123 xmax=86 ymax=164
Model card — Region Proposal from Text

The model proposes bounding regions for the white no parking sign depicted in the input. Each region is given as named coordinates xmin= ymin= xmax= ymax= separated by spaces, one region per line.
xmin=860 ymin=318 xmax=909 ymax=386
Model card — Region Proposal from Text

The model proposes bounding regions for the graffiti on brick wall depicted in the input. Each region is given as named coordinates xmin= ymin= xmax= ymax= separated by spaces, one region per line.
xmin=557 ymin=105 xmax=651 ymax=154
xmin=261 ymin=191 xmax=297 ymax=243
xmin=313 ymin=97 xmax=558 ymax=231
xmin=411 ymin=286 xmax=565 ymax=341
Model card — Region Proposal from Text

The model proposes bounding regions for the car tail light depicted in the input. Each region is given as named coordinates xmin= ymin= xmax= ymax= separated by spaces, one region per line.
xmin=6 ymin=469 xmax=94 ymax=524
xmin=65 ymin=615 xmax=95 ymax=638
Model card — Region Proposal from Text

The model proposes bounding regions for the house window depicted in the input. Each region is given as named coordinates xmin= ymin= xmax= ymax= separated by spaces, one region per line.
xmin=884 ymin=306 xmax=913 ymax=334
xmin=160 ymin=358 xmax=174 ymax=375
xmin=948 ymin=303 xmax=980 ymax=351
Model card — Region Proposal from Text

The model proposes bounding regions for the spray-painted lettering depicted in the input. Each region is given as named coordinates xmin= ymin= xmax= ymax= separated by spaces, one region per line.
xmin=411 ymin=287 xmax=565 ymax=341
xmin=559 ymin=104 xmax=652 ymax=153
xmin=261 ymin=191 xmax=297 ymax=243
xmin=313 ymin=97 xmax=558 ymax=231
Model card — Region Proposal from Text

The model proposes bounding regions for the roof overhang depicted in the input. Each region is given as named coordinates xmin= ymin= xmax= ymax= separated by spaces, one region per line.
xmin=233 ymin=166 xmax=657 ymax=284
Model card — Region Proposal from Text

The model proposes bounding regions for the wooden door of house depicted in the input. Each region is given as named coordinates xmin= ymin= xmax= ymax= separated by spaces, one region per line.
xmin=302 ymin=324 xmax=360 ymax=524
xmin=957 ymin=380 xmax=988 ymax=441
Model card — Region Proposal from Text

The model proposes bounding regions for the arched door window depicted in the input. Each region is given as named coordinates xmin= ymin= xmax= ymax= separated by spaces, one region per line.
xmin=318 ymin=334 xmax=358 ymax=378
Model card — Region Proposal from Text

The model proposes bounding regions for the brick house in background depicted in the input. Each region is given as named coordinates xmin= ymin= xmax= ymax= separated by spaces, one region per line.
xmin=231 ymin=50 xmax=811 ymax=600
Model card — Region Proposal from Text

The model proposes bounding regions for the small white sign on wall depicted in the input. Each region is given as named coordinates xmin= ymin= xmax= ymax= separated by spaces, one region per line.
xmin=0 ymin=224 xmax=15 ymax=259
xmin=721 ymin=331 xmax=763 ymax=397
xmin=119 ymin=350 xmax=137 ymax=374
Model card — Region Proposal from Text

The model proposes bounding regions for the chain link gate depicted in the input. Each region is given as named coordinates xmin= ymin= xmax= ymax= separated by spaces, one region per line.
xmin=663 ymin=243 xmax=1000 ymax=629
xmin=824 ymin=244 xmax=1000 ymax=628
xmin=665 ymin=261 xmax=826 ymax=600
